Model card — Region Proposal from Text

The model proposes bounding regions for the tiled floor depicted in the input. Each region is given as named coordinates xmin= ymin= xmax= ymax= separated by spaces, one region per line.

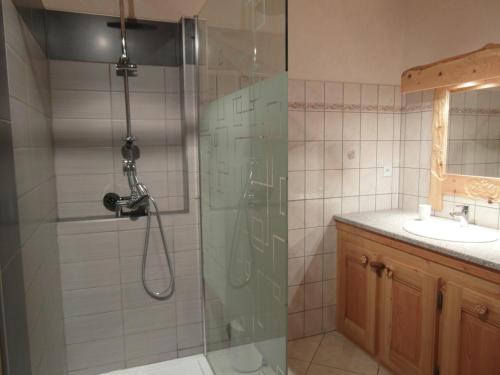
xmin=288 ymin=332 xmax=393 ymax=375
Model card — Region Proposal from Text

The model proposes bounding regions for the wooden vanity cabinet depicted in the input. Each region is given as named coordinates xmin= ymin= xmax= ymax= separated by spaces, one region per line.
xmin=378 ymin=258 xmax=439 ymax=375
xmin=439 ymin=283 xmax=500 ymax=375
xmin=337 ymin=241 xmax=378 ymax=354
xmin=336 ymin=221 xmax=500 ymax=375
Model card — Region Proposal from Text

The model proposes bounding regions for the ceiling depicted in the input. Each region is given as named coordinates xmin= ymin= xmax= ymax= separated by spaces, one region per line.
xmin=41 ymin=0 xmax=207 ymax=22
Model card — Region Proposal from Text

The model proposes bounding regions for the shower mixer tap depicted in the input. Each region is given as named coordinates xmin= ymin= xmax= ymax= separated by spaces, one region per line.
xmin=103 ymin=157 xmax=150 ymax=218
xmin=122 ymin=159 xmax=136 ymax=174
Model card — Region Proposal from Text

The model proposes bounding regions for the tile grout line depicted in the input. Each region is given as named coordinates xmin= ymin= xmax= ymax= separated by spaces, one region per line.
xmin=320 ymin=81 xmax=326 ymax=334
xmin=374 ymin=85 xmax=380 ymax=211
xmin=302 ymin=80 xmax=307 ymax=336
xmin=303 ymin=333 xmax=326 ymax=375
xmin=309 ymin=333 xmax=382 ymax=375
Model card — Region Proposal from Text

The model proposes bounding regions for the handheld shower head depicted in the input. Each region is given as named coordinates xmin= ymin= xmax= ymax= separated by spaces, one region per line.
xmin=127 ymin=193 xmax=149 ymax=210
xmin=127 ymin=182 xmax=149 ymax=210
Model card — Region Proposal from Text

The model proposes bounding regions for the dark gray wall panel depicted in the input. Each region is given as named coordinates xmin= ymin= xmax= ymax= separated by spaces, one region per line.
xmin=0 ymin=3 xmax=10 ymax=121
xmin=0 ymin=254 xmax=31 ymax=375
xmin=0 ymin=121 xmax=31 ymax=375
xmin=183 ymin=18 xmax=196 ymax=65
xmin=0 ymin=122 xmax=18 ymax=269
xmin=0 ymin=3 xmax=32 ymax=374
xmin=47 ymin=10 xmax=181 ymax=66
xmin=12 ymin=0 xmax=46 ymax=53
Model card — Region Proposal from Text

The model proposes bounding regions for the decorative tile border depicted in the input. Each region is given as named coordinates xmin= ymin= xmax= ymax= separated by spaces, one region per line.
xmin=450 ymin=107 xmax=500 ymax=116
xmin=325 ymin=103 xmax=345 ymax=111
xmin=288 ymin=101 xmax=403 ymax=113
xmin=403 ymin=103 xmax=434 ymax=113
xmin=307 ymin=102 xmax=327 ymax=111
xmin=288 ymin=101 xmax=306 ymax=110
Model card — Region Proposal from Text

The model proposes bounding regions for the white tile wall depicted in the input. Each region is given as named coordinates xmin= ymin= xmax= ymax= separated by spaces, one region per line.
xmin=64 ymin=311 xmax=124 ymax=345
xmin=57 ymin=213 xmax=202 ymax=373
xmin=50 ymin=60 xmax=188 ymax=219
xmin=287 ymin=79 xmax=402 ymax=340
xmin=62 ymin=286 xmax=123 ymax=318
xmin=51 ymin=60 xmax=202 ymax=372
xmin=67 ymin=337 xmax=125 ymax=371
xmin=3 ymin=0 xmax=68 ymax=373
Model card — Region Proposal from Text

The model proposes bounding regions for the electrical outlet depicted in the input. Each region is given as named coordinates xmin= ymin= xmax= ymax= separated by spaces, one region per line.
xmin=383 ymin=166 xmax=393 ymax=177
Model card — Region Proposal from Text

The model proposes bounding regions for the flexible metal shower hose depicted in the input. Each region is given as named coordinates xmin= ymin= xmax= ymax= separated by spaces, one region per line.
xmin=142 ymin=195 xmax=175 ymax=300
xmin=228 ymin=167 xmax=255 ymax=289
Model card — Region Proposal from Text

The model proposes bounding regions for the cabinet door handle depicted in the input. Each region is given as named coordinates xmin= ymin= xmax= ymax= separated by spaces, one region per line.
xmin=360 ymin=255 xmax=369 ymax=266
xmin=473 ymin=304 xmax=489 ymax=319
xmin=369 ymin=261 xmax=386 ymax=276
xmin=385 ymin=268 xmax=393 ymax=279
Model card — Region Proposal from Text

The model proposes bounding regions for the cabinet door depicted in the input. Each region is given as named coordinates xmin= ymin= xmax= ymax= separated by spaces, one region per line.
xmin=378 ymin=258 xmax=439 ymax=375
xmin=440 ymin=283 xmax=500 ymax=375
xmin=337 ymin=239 xmax=378 ymax=353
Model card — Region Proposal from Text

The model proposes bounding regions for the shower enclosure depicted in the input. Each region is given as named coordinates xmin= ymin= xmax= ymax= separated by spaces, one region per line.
xmin=0 ymin=0 xmax=288 ymax=374
xmin=197 ymin=0 xmax=288 ymax=373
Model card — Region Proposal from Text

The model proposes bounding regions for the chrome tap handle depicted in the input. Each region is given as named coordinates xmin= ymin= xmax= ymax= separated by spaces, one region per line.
xmin=456 ymin=204 xmax=469 ymax=217
xmin=450 ymin=204 xmax=469 ymax=213
xmin=449 ymin=204 xmax=470 ymax=225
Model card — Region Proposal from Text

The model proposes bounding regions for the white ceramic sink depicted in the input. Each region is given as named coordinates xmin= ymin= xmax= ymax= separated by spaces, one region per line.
xmin=403 ymin=217 xmax=499 ymax=243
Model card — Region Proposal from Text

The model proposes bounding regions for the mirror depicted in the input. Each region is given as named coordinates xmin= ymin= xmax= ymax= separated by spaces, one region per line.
xmin=401 ymin=44 xmax=500 ymax=210
xmin=447 ymin=87 xmax=500 ymax=178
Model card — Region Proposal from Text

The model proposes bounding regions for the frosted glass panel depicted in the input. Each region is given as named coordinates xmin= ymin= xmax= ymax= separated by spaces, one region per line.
xmin=199 ymin=71 xmax=288 ymax=375
xmin=197 ymin=1 xmax=287 ymax=373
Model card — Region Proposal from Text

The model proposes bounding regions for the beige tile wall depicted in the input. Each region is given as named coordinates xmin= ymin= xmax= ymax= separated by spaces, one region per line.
xmin=3 ymin=0 xmax=68 ymax=373
xmin=287 ymin=79 xmax=402 ymax=340
xmin=399 ymin=91 xmax=434 ymax=212
xmin=288 ymin=83 xmax=500 ymax=342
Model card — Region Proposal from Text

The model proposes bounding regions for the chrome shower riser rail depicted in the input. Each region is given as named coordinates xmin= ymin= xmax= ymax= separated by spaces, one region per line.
xmin=118 ymin=0 xmax=137 ymax=143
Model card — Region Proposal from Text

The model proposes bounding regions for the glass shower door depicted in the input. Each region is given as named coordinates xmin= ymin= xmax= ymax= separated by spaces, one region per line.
xmin=197 ymin=0 xmax=288 ymax=374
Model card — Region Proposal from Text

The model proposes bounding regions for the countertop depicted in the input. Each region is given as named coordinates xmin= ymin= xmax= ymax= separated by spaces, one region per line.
xmin=334 ymin=210 xmax=500 ymax=272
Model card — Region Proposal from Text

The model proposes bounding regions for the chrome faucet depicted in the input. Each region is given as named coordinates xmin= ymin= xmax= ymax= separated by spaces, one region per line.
xmin=450 ymin=205 xmax=470 ymax=226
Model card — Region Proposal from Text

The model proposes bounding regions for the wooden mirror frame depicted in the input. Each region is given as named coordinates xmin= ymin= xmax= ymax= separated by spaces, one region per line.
xmin=402 ymin=44 xmax=500 ymax=210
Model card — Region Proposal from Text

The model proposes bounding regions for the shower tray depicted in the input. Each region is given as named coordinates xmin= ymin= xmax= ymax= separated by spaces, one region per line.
xmin=103 ymin=354 xmax=213 ymax=375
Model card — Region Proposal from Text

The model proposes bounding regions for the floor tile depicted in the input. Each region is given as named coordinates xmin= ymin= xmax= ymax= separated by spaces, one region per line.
xmin=306 ymin=363 xmax=357 ymax=375
xmin=377 ymin=366 xmax=394 ymax=375
xmin=288 ymin=334 xmax=324 ymax=362
xmin=288 ymin=358 xmax=310 ymax=375
xmin=311 ymin=332 xmax=378 ymax=375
